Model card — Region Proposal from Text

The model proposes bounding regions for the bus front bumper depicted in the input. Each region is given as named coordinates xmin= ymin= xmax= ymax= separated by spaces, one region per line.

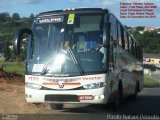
xmin=25 ymin=87 xmax=110 ymax=104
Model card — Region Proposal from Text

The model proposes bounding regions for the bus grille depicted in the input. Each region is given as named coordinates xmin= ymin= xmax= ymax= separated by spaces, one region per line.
xmin=43 ymin=77 xmax=80 ymax=83
xmin=45 ymin=95 xmax=79 ymax=102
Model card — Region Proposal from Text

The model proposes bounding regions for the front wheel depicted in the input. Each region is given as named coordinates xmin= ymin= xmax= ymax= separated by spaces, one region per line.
xmin=50 ymin=103 xmax=64 ymax=110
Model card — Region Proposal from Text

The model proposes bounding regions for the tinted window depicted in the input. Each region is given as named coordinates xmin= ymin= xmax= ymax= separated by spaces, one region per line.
xmin=110 ymin=15 xmax=117 ymax=41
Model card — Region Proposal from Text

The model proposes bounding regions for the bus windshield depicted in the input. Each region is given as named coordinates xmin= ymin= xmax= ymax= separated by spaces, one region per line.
xmin=27 ymin=13 xmax=107 ymax=75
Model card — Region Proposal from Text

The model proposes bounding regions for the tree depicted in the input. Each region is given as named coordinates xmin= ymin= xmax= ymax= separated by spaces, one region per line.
xmin=136 ymin=26 xmax=145 ymax=31
xmin=0 ymin=12 xmax=10 ymax=22
xmin=29 ymin=13 xmax=34 ymax=20
xmin=12 ymin=13 xmax=20 ymax=21
xmin=132 ymin=30 xmax=160 ymax=53
xmin=4 ymin=43 xmax=11 ymax=61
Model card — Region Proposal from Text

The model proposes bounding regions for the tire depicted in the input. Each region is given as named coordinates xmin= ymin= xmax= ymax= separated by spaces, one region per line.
xmin=112 ymin=81 xmax=123 ymax=111
xmin=129 ymin=93 xmax=137 ymax=100
xmin=50 ymin=103 xmax=64 ymax=110
xmin=129 ymin=81 xmax=140 ymax=100
xmin=118 ymin=81 xmax=123 ymax=101
xmin=111 ymin=93 xmax=120 ymax=111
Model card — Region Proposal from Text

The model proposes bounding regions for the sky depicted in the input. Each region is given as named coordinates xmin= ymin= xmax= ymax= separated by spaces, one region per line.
xmin=0 ymin=0 xmax=160 ymax=27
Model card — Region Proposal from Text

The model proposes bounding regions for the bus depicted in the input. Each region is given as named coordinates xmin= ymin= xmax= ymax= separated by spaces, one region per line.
xmin=14 ymin=8 xmax=143 ymax=110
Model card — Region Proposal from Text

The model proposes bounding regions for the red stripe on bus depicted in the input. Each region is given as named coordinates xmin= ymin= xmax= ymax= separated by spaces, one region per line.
xmin=42 ymin=82 xmax=81 ymax=86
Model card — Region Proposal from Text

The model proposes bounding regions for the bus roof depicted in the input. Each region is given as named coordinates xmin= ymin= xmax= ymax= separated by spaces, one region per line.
xmin=36 ymin=8 xmax=108 ymax=17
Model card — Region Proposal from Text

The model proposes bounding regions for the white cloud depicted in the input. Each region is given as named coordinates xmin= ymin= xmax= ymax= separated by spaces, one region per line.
xmin=0 ymin=0 xmax=44 ymax=6
xmin=16 ymin=0 xmax=44 ymax=4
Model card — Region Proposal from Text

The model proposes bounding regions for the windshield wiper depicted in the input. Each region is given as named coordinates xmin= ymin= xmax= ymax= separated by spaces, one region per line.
xmin=41 ymin=47 xmax=84 ymax=75
xmin=41 ymin=55 xmax=56 ymax=75
xmin=66 ymin=46 xmax=85 ymax=75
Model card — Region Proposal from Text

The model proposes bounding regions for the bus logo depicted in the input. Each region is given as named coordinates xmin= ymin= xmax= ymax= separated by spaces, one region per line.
xmin=58 ymin=81 xmax=64 ymax=88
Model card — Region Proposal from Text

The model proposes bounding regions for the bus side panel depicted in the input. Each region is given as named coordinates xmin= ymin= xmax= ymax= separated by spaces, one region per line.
xmin=114 ymin=47 xmax=143 ymax=97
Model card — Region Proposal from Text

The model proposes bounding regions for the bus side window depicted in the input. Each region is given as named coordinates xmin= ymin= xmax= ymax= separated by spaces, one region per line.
xmin=137 ymin=46 xmax=140 ymax=60
xmin=110 ymin=14 xmax=117 ymax=42
xmin=124 ymin=30 xmax=129 ymax=51
xmin=109 ymin=40 xmax=114 ymax=73
xmin=135 ymin=43 xmax=139 ymax=59
xmin=140 ymin=46 xmax=143 ymax=61
xmin=120 ymin=26 xmax=125 ymax=49
xmin=109 ymin=14 xmax=117 ymax=73
xmin=131 ymin=39 xmax=135 ymax=56
xmin=128 ymin=36 xmax=132 ymax=53
xmin=134 ymin=42 xmax=137 ymax=58
xmin=117 ymin=23 xmax=122 ymax=47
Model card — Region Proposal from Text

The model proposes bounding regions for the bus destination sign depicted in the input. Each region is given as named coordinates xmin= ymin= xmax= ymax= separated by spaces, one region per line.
xmin=37 ymin=16 xmax=63 ymax=24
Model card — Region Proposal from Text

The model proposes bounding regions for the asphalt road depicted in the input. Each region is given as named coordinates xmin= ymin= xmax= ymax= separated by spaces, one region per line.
xmin=3 ymin=87 xmax=160 ymax=120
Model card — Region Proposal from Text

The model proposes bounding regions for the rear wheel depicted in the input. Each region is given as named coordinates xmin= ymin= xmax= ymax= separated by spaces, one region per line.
xmin=130 ymin=81 xmax=140 ymax=100
xmin=50 ymin=103 xmax=64 ymax=110
xmin=112 ymin=93 xmax=120 ymax=111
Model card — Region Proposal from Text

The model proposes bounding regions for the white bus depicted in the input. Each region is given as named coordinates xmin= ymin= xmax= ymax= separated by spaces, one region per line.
xmin=14 ymin=8 xmax=143 ymax=110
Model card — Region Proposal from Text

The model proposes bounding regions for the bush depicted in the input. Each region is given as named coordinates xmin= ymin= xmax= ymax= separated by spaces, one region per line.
xmin=144 ymin=76 xmax=160 ymax=88
xmin=144 ymin=64 xmax=156 ymax=71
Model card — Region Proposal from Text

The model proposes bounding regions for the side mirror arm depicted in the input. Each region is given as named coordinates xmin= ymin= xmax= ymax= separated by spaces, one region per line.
xmin=14 ymin=28 xmax=33 ymax=55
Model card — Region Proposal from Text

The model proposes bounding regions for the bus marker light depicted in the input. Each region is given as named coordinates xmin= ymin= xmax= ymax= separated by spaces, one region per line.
xmin=94 ymin=95 xmax=105 ymax=100
xmin=100 ymin=95 xmax=105 ymax=99
xmin=94 ymin=96 xmax=99 ymax=100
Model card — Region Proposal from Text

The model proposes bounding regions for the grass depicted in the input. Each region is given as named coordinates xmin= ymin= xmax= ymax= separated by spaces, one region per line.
xmin=0 ymin=61 xmax=25 ymax=75
xmin=144 ymin=75 xmax=160 ymax=88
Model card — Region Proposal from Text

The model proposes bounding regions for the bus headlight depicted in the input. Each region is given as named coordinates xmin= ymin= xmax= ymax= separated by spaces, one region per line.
xmin=83 ymin=82 xmax=106 ymax=89
xmin=26 ymin=83 xmax=42 ymax=90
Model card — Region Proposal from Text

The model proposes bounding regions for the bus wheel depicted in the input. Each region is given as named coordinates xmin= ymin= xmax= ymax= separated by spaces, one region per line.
xmin=50 ymin=103 xmax=64 ymax=110
xmin=130 ymin=81 xmax=140 ymax=100
xmin=111 ymin=92 xmax=120 ymax=111
xmin=112 ymin=81 xmax=123 ymax=111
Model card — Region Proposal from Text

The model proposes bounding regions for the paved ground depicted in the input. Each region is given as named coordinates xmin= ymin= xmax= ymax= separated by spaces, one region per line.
xmin=0 ymin=73 xmax=160 ymax=120
xmin=1 ymin=87 xmax=160 ymax=120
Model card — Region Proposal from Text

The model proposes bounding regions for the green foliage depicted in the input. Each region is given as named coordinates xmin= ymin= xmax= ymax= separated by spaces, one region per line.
xmin=132 ymin=29 xmax=160 ymax=53
xmin=0 ymin=12 xmax=33 ymax=62
xmin=3 ymin=43 xmax=26 ymax=62
xmin=4 ymin=43 xmax=11 ymax=61
xmin=12 ymin=13 xmax=20 ymax=21
xmin=29 ymin=13 xmax=35 ymax=21
xmin=144 ymin=75 xmax=160 ymax=88
xmin=136 ymin=26 xmax=145 ymax=31
xmin=0 ymin=12 xmax=33 ymax=42
xmin=0 ymin=12 xmax=10 ymax=22
xmin=144 ymin=64 xmax=157 ymax=71
xmin=0 ymin=61 xmax=25 ymax=75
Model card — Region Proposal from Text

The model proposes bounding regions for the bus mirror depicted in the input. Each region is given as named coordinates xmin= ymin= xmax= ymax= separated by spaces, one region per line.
xmin=103 ymin=23 xmax=111 ymax=47
xmin=14 ymin=28 xmax=33 ymax=55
